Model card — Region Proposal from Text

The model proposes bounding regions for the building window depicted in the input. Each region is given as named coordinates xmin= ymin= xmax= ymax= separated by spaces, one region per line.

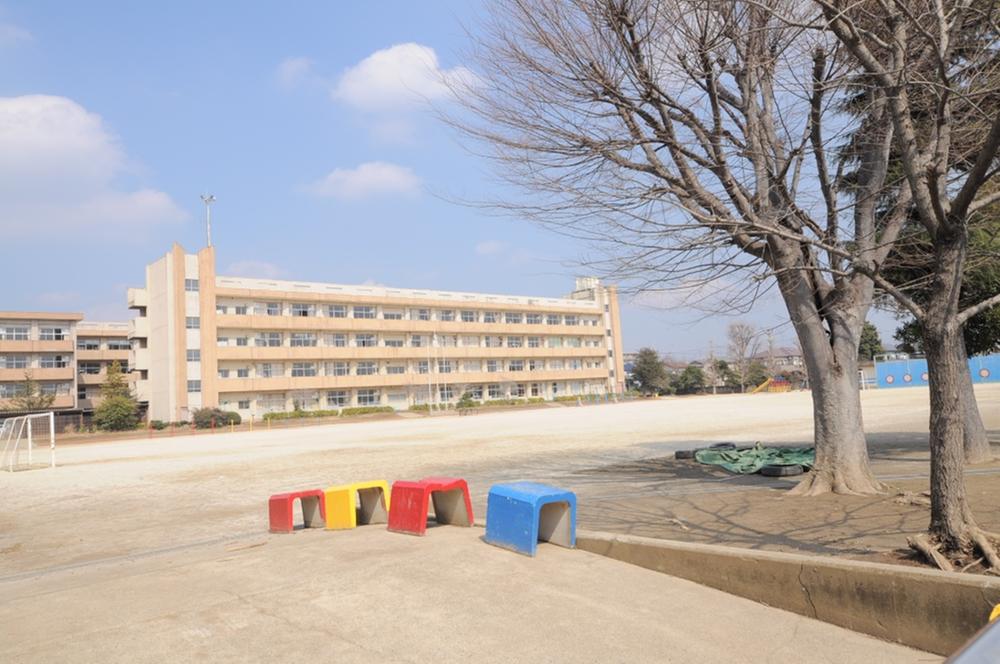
xmin=531 ymin=383 xmax=540 ymax=397
xmin=291 ymin=362 xmax=317 ymax=377
xmin=487 ymin=360 xmax=500 ymax=373
xmin=461 ymin=310 xmax=477 ymax=323
xmin=417 ymin=360 xmax=429 ymax=374
xmin=463 ymin=360 xmax=481 ymax=372
xmin=564 ymin=315 xmax=579 ymax=326
xmin=77 ymin=338 xmax=100 ymax=351
xmin=508 ymin=360 xmax=524 ymax=372
xmin=384 ymin=338 xmax=404 ymax=348
xmin=329 ymin=361 xmax=349 ymax=376
xmin=357 ymin=389 xmax=379 ymax=406
xmin=290 ymin=333 xmax=317 ymax=347
xmin=356 ymin=361 xmax=377 ymax=376
xmin=327 ymin=390 xmax=349 ymax=407
xmin=40 ymin=327 xmax=67 ymax=341
xmin=353 ymin=305 xmax=376 ymax=319
xmin=507 ymin=336 xmax=523 ymax=348
xmin=439 ymin=310 xmax=455 ymax=322
xmin=548 ymin=337 xmax=563 ymax=348
xmin=514 ymin=383 xmax=526 ymax=397
xmin=216 ymin=304 xmax=227 ymax=315
xmin=386 ymin=364 xmax=405 ymax=375
xmin=528 ymin=360 xmax=539 ymax=371
xmin=484 ymin=336 xmax=503 ymax=348
xmin=569 ymin=359 xmax=582 ymax=370
xmin=40 ymin=355 xmax=70 ymax=369
xmin=185 ymin=317 xmax=200 ymax=329
xmin=546 ymin=314 xmax=561 ymax=325
xmin=237 ymin=368 xmax=250 ymax=378
xmin=235 ymin=305 xmax=248 ymax=315
xmin=78 ymin=385 xmax=88 ymax=400
xmin=327 ymin=333 xmax=347 ymax=347
xmin=355 ymin=334 xmax=376 ymax=348
xmin=565 ymin=337 xmax=582 ymax=348
xmin=504 ymin=312 xmax=523 ymax=324
xmin=549 ymin=360 xmax=564 ymax=370
xmin=488 ymin=384 xmax=502 ymax=399
xmin=437 ymin=360 xmax=454 ymax=374
xmin=236 ymin=337 xmax=249 ymax=347
xmin=256 ymin=333 xmax=282 ymax=347
xmin=40 ymin=382 xmax=70 ymax=396
xmin=218 ymin=369 xmax=230 ymax=378
xmin=416 ymin=309 xmax=430 ymax=321
xmin=461 ymin=336 xmax=479 ymax=347
xmin=187 ymin=380 xmax=201 ymax=393
xmin=470 ymin=385 xmax=484 ymax=400
xmin=526 ymin=313 xmax=542 ymax=325
xmin=186 ymin=349 xmax=200 ymax=361
xmin=0 ymin=326 xmax=29 ymax=341
xmin=483 ymin=311 xmax=499 ymax=323
xmin=527 ymin=336 xmax=541 ymax=348
xmin=258 ymin=363 xmax=282 ymax=378
xmin=77 ymin=361 xmax=100 ymax=374
xmin=438 ymin=335 xmax=457 ymax=348
xmin=439 ymin=385 xmax=454 ymax=401
xmin=107 ymin=339 xmax=130 ymax=350
xmin=410 ymin=335 xmax=423 ymax=348
xmin=185 ymin=278 xmax=199 ymax=292
xmin=291 ymin=303 xmax=313 ymax=317
xmin=266 ymin=302 xmax=281 ymax=316
xmin=328 ymin=304 xmax=347 ymax=318
xmin=383 ymin=310 xmax=403 ymax=320
xmin=238 ymin=400 xmax=251 ymax=409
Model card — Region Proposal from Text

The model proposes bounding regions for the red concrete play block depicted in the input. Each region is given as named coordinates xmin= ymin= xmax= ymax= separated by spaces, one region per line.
xmin=268 ymin=489 xmax=326 ymax=533
xmin=387 ymin=476 xmax=475 ymax=536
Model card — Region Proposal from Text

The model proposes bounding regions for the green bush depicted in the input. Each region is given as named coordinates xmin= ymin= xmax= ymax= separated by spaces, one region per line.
xmin=192 ymin=407 xmax=242 ymax=429
xmin=554 ymin=395 xmax=580 ymax=402
xmin=150 ymin=420 xmax=167 ymax=430
xmin=408 ymin=404 xmax=430 ymax=412
xmin=340 ymin=406 xmax=394 ymax=417
xmin=94 ymin=395 xmax=139 ymax=431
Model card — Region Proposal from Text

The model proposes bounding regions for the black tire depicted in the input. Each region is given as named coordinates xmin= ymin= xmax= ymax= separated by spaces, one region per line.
xmin=675 ymin=449 xmax=696 ymax=460
xmin=760 ymin=464 xmax=805 ymax=477
xmin=709 ymin=442 xmax=737 ymax=451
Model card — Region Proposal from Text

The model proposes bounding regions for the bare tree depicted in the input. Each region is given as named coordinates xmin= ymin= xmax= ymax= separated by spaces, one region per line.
xmin=453 ymin=0 xmax=917 ymax=494
xmin=727 ymin=322 xmax=763 ymax=392
xmin=815 ymin=0 xmax=1000 ymax=562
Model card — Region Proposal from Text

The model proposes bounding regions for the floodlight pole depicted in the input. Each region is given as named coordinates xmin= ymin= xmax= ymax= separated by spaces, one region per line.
xmin=200 ymin=194 xmax=216 ymax=247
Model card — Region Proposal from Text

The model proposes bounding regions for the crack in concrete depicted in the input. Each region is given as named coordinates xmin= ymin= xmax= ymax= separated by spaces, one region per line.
xmin=798 ymin=563 xmax=819 ymax=619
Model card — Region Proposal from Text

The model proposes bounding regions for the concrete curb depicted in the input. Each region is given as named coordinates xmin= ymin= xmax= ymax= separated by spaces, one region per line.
xmin=576 ymin=529 xmax=1000 ymax=656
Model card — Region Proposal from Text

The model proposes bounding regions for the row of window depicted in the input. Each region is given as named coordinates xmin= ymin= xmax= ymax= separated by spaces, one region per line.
xmin=76 ymin=338 xmax=130 ymax=351
xmin=216 ymin=332 xmax=604 ymax=350
xmin=215 ymin=358 xmax=604 ymax=380
xmin=0 ymin=326 xmax=70 ymax=341
xmin=0 ymin=354 xmax=72 ymax=369
xmin=78 ymin=361 xmax=129 ymax=374
xmin=214 ymin=302 xmax=600 ymax=326
xmin=0 ymin=382 xmax=71 ymax=397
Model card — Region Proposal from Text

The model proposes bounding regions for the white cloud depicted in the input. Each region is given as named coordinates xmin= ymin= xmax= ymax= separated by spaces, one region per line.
xmin=0 ymin=95 xmax=185 ymax=238
xmin=226 ymin=260 xmax=286 ymax=279
xmin=332 ymin=43 xmax=474 ymax=111
xmin=475 ymin=240 xmax=508 ymax=256
xmin=276 ymin=56 xmax=315 ymax=88
xmin=305 ymin=161 xmax=421 ymax=200
xmin=0 ymin=21 xmax=31 ymax=47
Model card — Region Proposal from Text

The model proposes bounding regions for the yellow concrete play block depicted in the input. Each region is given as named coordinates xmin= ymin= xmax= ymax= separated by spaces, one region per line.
xmin=324 ymin=480 xmax=391 ymax=530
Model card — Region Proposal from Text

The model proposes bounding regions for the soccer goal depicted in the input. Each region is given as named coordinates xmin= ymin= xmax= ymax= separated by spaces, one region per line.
xmin=0 ymin=412 xmax=56 ymax=472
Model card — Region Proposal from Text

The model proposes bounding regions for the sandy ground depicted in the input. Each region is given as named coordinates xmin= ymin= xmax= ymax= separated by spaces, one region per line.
xmin=2 ymin=384 xmax=997 ymax=661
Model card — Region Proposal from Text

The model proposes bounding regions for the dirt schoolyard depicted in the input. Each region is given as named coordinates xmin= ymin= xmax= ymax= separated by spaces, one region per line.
xmin=2 ymin=385 xmax=996 ymax=661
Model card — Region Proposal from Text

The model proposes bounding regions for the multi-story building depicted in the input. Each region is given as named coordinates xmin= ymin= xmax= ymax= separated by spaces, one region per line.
xmin=75 ymin=321 xmax=133 ymax=410
xmin=0 ymin=313 xmax=133 ymax=413
xmin=0 ymin=312 xmax=81 ymax=411
xmin=129 ymin=244 xmax=626 ymax=422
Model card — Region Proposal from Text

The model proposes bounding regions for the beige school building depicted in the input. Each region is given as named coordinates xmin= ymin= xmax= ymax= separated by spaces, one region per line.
xmin=128 ymin=245 xmax=626 ymax=423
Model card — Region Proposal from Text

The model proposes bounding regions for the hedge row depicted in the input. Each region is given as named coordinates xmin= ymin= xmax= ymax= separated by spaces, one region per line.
xmin=262 ymin=406 xmax=394 ymax=421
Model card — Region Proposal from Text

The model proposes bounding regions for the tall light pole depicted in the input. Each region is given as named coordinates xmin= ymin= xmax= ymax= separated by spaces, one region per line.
xmin=200 ymin=194 xmax=216 ymax=247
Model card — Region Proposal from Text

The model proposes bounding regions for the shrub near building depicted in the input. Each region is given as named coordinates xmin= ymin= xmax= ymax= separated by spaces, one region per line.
xmin=93 ymin=361 xmax=139 ymax=431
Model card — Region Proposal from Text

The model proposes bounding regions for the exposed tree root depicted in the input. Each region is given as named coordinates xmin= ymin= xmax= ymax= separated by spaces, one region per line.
xmin=893 ymin=490 xmax=931 ymax=507
xmin=787 ymin=469 xmax=886 ymax=496
xmin=908 ymin=535 xmax=954 ymax=572
xmin=972 ymin=531 xmax=1000 ymax=570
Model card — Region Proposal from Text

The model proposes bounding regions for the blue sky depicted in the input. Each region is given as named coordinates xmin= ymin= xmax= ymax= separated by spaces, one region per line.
xmin=0 ymin=1 xmax=900 ymax=358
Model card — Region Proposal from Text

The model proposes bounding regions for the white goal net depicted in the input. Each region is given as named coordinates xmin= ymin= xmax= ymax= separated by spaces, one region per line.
xmin=0 ymin=412 xmax=56 ymax=472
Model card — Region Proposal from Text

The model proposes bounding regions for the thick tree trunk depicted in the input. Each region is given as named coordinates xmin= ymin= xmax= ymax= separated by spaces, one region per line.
xmin=958 ymin=335 xmax=992 ymax=464
xmin=788 ymin=330 xmax=882 ymax=495
xmin=924 ymin=323 xmax=979 ymax=549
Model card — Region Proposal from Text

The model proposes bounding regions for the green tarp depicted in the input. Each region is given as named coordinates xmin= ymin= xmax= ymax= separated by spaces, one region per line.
xmin=694 ymin=444 xmax=815 ymax=474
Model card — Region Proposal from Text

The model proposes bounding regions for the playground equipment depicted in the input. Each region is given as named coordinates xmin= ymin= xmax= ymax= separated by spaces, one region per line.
xmin=268 ymin=489 xmax=326 ymax=533
xmin=1 ymin=412 xmax=56 ymax=472
xmin=387 ymin=476 xmax=474 ymax=536
xmin=485 ymin=482 xmax=576 ymax=556
xmin=324 ymin=480 xmax=390 ymax=530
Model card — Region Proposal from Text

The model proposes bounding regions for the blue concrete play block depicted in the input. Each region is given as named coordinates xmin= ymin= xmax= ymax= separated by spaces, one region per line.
xmin=484 ymin=482 xmax=577 ymax=556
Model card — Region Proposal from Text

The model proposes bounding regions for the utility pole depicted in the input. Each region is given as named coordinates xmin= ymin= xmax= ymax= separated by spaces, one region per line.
xmin=200 ymin=194 xmax=216 ymax=247
xmin=707 ymin=341 xmax=717 ymax=395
